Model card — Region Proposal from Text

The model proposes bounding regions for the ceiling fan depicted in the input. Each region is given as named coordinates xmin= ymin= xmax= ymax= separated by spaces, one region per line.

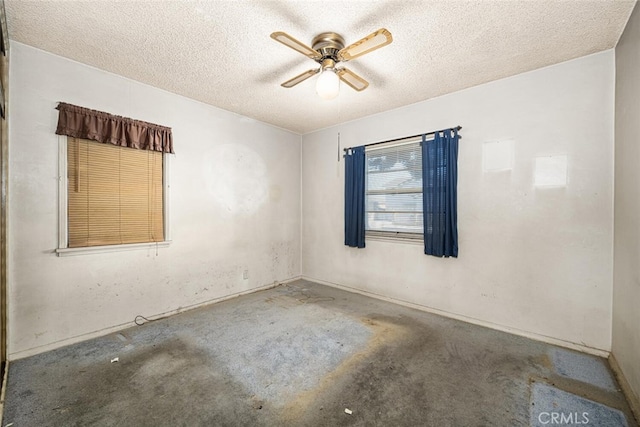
xmin=270 ymin=28 xmax=393 ymax=99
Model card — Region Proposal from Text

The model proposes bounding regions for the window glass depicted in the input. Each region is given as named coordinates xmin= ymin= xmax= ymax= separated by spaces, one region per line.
xmin=365 ymin=142 xmax=423 ymax=236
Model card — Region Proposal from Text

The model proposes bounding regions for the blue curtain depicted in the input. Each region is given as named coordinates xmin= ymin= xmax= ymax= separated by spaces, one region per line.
xmin=422 ymin=129 xmax=459 ymax=257
xmin=344 ymin=146 xmax=366 ymax=248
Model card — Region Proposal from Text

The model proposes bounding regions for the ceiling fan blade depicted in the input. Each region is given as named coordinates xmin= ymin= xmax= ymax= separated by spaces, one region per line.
xmin=337 ymin=68 xmax=369 ymax=91
xmin=338 ymin=28 xmax=392 ymax=62
xmin=281 ymin=68 xmax=320 ymax=88
xmin=271 ymin=32 xmax=322 ymax=60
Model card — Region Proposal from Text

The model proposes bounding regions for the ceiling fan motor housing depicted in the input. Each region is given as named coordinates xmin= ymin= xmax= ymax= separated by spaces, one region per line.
xmin=312 ymin=32 xmax=345 ymax=65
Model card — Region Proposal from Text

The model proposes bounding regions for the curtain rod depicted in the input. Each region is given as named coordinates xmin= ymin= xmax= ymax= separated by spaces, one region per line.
xmin=342 ymin=126 xmax=462 ymax=153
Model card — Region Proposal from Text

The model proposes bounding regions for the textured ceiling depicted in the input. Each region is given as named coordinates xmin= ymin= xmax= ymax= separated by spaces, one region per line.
xmin=5 ymin=0 xmax=636 ymax=134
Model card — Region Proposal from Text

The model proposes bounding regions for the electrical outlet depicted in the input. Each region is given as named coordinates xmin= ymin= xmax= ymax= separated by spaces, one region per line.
xmin=243 ymin=270 xmax=249 ymax=280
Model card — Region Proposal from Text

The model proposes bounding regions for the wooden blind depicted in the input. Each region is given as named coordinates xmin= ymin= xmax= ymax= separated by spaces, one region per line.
xmin=67 ymin=137 xmax=164 ymax=248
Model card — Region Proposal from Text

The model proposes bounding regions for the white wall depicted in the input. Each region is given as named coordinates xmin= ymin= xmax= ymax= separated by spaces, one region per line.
xmin=302 ymin=51 xmax=615 ymax=352
xmin=614 ymin=3 xmax=640 ymax=405
xmin=8 ymin=42 xmax=301 ymax=358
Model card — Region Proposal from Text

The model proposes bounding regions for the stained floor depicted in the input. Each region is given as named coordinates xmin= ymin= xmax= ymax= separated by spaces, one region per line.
xmin=3 ymin=280 xmax=638 ymax=426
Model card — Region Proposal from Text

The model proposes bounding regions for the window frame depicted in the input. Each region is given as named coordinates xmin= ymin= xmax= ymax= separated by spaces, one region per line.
xmin=364 ymin=138 xmax=424 ymax=243
xmin=56 ymin=135 xmax=172 ymax=256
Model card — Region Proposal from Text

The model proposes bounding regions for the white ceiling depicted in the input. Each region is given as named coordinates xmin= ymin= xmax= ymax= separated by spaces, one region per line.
xmin=5 ymin=0 xmax=636 ymax=134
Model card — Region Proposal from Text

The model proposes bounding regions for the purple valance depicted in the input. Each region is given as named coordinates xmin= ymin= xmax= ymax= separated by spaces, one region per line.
xmin=55 ymin=102 xmax=174 ymax=154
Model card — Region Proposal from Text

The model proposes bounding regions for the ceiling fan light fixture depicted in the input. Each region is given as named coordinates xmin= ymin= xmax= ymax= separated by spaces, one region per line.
xmin=271 ymin=28 xmax=393 ymax=98
xmin=316 ymin=68 xmax=340 ymax=100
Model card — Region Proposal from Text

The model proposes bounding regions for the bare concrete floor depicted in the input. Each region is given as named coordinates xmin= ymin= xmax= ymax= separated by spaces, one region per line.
xmin=3 ymin=280 xmax=638 ymax=426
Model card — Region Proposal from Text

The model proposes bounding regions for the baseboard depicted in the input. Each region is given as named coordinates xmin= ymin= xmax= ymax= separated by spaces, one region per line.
xmin=0 ymin=361 xmax=8 ymax=427
xmin=9 ymin=277 xmax=300 ymax=361
xmin=302 ymin=275 xmax=610 ymax=358
xmin=609 ymin=353 xmax=640 ymax=424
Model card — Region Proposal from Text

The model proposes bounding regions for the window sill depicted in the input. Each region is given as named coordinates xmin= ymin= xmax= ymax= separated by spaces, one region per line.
xmin=56 ymin=241 xmax=172 ymax=257
xmin=366 ymin=232 xmax=423 ymax=245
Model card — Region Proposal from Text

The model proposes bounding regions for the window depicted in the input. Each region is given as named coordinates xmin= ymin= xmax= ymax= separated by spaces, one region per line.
xmin=57 ymin=137 xmax=170 ymax=255
xmin=67 ymin=137 xmax=164 ymax=247
xmin=365 ymin=139 xmax=423 ymax=240
xmin=347 ymin=127 xmax=459 ymax=255
xmin=54 ymin=102 xmax=173 ymax=255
